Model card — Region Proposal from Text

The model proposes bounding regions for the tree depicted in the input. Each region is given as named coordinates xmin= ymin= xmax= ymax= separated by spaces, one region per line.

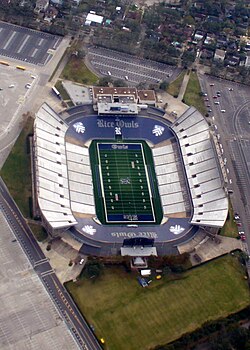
xmin=182 ymin=50 xmax=196 ymax=68
xmin=113 ymin=79 xmax=127 ymax=87
xmin=230 ymin=327 xmax=249 ymax=349
xmin=98 ymin=76 xmax=112 ymax=86
xmin=86 ymin=261 xmax=103 ymax=278
xmin=159 ymin=80 xmax=169 ymax=90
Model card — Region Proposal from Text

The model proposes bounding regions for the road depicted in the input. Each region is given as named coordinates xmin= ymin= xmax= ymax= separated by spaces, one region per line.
xmin=0 ymin=177 xmax=103 ymax=350
xmin=199 ymin=75 xmax=250 ymax=267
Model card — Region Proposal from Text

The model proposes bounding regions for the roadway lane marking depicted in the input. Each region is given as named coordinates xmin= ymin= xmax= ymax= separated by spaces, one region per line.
xmin=89 ymin=52 xmax=172 ymax=74
xmin=92 ymin=61 xmax=162 ymax=81
xmin=34 ymin=258 xmax=49 ymax=267
xmin=16 ymin=34 xmax=30 ymax=54
xmin=3 ymin=31 xmax=17 ymax=50
xmin=41 ymin=269 xmax=54 ymax=277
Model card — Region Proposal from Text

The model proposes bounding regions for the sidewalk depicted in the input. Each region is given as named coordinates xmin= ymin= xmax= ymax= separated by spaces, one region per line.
xmin=177 ymin=71 xmax=190 ymax=101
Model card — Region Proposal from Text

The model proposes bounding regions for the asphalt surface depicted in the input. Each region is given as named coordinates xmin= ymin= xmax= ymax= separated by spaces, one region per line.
xmin=0 ymin=21 xmax=61 ymax=65
xmin=0 ymin=35 xmax=70 ymax=169
xmin=87 ymin=46 xmax=182 ymax=84
xmin=199 ymin=75 xmax=250 ymax=264
xmin=0 ymin=177 xmax=103 ymax=350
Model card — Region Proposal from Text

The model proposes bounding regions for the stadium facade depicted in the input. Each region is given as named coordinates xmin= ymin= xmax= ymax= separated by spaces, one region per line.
xmin=33 ymin=90 xmax=228 ymax=257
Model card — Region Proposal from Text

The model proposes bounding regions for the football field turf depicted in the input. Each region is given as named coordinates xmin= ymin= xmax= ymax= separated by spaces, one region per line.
xmin=90 ymin=140 xmax=162 ymax=224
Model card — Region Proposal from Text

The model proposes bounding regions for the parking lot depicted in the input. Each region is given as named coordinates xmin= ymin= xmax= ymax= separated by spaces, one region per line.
xmin=0 ymin=64 xmax=37 ymax=134
xmin=0 ymin=21 xmax=61 ymax=65
xmin=0 ymin=211 xmax=78 ymax=350
xmin=88 ymin=46 xmax=181 ymax=84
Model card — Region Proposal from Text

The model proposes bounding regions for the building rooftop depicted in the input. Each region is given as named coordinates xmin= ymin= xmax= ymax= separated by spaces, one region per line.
xmin=138 ymin=89 xmax=156 ymax=103
xmin=85 ymin=12 xmax=103 ymax=25
xmin=97 ymin=102 xmax=138 ymax=114
xmin=92 ymin=86 xmax=138 ymax=100
xmin=121 ymin=246 xmax=157 ymax=257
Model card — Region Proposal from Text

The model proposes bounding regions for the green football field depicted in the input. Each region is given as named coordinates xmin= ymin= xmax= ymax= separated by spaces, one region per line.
xmin=89 ymin=140 xmax=163 ymax=224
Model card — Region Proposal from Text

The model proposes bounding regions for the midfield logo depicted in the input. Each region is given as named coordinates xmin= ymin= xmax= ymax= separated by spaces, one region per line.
xmin=82 ymin=225 xmax=96 ymax=235
xmin=73 ymin=122 xmax=85 ymax=134
xmin=169 ymin=224 xmax=185 ymax=235
xmin=152 ymin=125 xmax=164 ymax=136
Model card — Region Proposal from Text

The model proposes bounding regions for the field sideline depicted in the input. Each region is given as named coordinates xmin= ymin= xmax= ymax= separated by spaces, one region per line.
xmin=66 ymin=255 xmax=250 ymax=350
xmin=89 ymin=140 xmax=162 ymax=224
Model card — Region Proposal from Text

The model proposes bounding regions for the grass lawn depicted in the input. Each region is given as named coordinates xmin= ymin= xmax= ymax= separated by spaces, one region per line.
xmin=183 ymin=72 xmax=206 ymax=115
xmin=66 ymin=255 xmax=250 ymax=350
xmin=28 ymin=223 xmax=48 ymax=242
xmin=55 ymin=80 xmax=72 ymax=101
xmin=167 ymin=70 xmax=186 ymax=97
xmin=0 ymin=118 xmax=33 ymax=218
xmin=219 ymin=200 xmax=238 ymax=238
xmin=61 ymin=57 xmax=98 ymax=85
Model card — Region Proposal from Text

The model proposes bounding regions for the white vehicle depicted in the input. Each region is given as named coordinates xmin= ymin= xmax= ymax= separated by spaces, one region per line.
xmin=79 ymin=258 xmax=85 ymax=265
xmin=107 ymin=71 xmax=111 ymax=76
xmin=124 ymin=75 xmax=128 ymax=80
xmin=214 ymin=101 xmax=220 ymax=105
xmin=25 ymin=83 xmax=31 ymax=89
xmin=9 ymin=84 xmax=14 ymax=88
xmin=221 ymin=109 xmax=226 ymax=113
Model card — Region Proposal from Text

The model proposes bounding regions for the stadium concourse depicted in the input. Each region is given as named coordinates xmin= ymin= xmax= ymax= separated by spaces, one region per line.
xmin=33 ymin=98 xmax=228 ymax=257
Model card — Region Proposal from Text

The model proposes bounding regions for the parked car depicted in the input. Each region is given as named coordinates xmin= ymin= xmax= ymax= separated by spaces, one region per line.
xmin=234 ymin=213 xmax=240 ymax=220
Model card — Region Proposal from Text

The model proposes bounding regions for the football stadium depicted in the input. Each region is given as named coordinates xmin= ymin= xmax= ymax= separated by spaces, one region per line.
xmin=33 ymin=87 xmax=229 ymax=257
